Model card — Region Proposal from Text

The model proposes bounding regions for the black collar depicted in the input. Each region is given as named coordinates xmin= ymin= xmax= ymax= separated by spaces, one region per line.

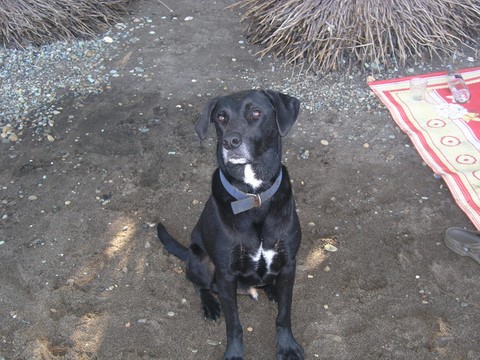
xmin=219 ymin=168 xmax=283 ymax=214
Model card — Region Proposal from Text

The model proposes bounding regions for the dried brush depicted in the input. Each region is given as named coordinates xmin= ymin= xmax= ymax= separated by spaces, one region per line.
xmin=232 ymin=0 xmax=480 ymax=72
xmin=0 ymin=0 xmax=132 ymax=48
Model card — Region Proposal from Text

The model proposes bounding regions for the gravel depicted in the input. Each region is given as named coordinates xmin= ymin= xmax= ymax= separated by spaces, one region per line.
xmin=0 ymin=20 xmax=151 ymax=144
xmin=0 ymin=10 xmax=478 ymax=145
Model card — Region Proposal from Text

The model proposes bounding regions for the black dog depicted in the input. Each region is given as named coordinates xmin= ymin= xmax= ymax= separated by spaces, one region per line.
xmin=158 ymin=90 xmax=303 ymax=360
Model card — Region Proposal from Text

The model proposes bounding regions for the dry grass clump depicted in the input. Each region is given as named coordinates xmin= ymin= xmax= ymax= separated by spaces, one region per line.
xmin=233 ymin=0 xmax=480 ymax=72
xmin=0 ymin=0 xmax=132 ymax=48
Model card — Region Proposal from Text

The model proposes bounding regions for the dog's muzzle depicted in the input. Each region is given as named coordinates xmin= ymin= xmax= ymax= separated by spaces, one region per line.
xmin=222 ymin=133 xmax=252 ymax=165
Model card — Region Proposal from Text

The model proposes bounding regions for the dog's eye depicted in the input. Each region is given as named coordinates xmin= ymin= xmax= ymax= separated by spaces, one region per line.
xmin=216 ymin=114 xmax=226 ymax=123
xmin=251 ymin=110 xmax=261 ymax=119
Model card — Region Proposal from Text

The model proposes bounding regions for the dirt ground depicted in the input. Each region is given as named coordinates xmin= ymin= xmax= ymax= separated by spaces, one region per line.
xmin=1 ymin=1 xmax=480 ymax=359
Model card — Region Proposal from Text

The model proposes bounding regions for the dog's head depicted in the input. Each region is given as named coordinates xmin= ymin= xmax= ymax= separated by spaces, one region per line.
xmin=195 ymin=90 xmax=300 ymax=190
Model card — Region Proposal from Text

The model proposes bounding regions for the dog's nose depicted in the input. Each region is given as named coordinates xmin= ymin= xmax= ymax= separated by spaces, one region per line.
xmin=222 ymin=132 xmax=242 ymax=150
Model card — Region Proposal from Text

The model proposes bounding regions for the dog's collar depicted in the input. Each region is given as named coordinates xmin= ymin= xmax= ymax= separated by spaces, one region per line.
xmin=219 ymin=169 xmax=283 ymax=215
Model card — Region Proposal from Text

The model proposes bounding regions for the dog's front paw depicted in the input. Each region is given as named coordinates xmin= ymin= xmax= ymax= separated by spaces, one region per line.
xmin=276 ymin=342 xmax=304 ymax=360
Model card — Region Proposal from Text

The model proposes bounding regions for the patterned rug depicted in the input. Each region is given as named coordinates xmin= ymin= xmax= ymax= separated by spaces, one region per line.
xmin=369 ymin=67 xmax=480 ymax=229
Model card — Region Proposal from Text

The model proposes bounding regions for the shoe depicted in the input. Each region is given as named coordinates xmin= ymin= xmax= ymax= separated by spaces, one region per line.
xmin=444 ymin=227 xmax=480 ymax=264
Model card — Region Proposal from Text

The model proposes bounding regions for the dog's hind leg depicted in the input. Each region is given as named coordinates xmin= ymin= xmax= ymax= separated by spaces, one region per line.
xmin=186 ymin=236 xmax=222 ymax=321
xmin=263 ymin=283 xmax=277 ymax=303
xmin=200 ymin=289 xmax=221 ymax=321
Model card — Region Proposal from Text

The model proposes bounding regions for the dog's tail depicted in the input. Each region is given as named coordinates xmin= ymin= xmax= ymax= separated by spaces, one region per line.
xmin=157 ymin=223 xmax=189 ymax=262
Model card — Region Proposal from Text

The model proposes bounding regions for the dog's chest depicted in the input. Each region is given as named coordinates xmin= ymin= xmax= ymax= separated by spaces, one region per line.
xmin=250 ymin=243 xmax=277 ymax=276
xmin=231 ymin=241 xmax=287 ymax=284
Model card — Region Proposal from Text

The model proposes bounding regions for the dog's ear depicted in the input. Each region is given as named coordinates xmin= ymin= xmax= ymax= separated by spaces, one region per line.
xmin=264 ymin=90 xmax=300 ymax=136
xmin=195 ymin=97 xmax=219 ymax=140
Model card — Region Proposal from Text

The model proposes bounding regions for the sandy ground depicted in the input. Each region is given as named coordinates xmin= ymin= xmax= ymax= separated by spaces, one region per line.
xmin=1 ymin=1 xmax=480 ymax=359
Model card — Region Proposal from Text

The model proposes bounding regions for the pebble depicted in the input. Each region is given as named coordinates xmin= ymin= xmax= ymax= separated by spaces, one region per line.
xmin=28 ymin=195 xmax=38 ymax=201
xmin=324 ymin=244 xmax=338 ymax=252
xmin=320 ymin=140 xmax=329 ymax=146
xmin=30 ymin=239 xmax=44 ymax=247
xmin=323 ymin=334 xmax=343 ymax=343
xmin=207 ymin=340 xmax=221 ymax=346
xmin=167 ymin=311 xmax=175 ymax=317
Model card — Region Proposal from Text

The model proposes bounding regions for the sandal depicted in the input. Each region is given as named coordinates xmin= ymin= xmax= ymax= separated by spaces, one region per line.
xmin=444 ymin=227 xmax=480 ymax=264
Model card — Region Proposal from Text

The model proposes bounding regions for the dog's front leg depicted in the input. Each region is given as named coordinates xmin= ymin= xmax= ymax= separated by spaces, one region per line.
xmin=216 ymin=271 xmax=244 ymax=360
xmin=275 ymin=261 xmax=304 ymax=360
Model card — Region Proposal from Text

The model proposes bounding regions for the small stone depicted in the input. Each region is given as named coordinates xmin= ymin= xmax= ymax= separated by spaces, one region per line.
xmin=167 ymin=311 xmax=175 ymax=317
xmin=66 ymin=279 xmax=75 ymax=286
xmin=2 ymin=125 xmax=13 ymax=134
xmin=207 ymin=340 xmax=221 ymax=346
xmin=8 ymin=133 xmax=19 ymax=142
xmin=324 ymin=304 xmax=329 ymax=309
xmin=323 ymin=334 xmax=343 ymax=343
xmin=192 ymin=199 xmax=199 ymax=205
xmin=324 ymin=244 xmax=338 ymax=252
xmin=65 ymin=200 xmax=71 ymax=206
xmin=301 ymin=150 xmax=310 ymax=159
xmin=363 ymin=143 xmax=370 ymax=148
xmin=246 ymin=327 xmax=253 ymax=332
xmin=320 ymin=140 xmax=329 ymax=146
xmin=103 ymin=36 xmax=114 ymax=43
xmin=323 ymin=265 xmax=331 ymax=272
xmin=28 ymin=195 xmax=38 ymax=201
xmin=184 ymin=16 xmax=194 ymax=21
xmin=46 ymin=134 xmax=55 ymax=142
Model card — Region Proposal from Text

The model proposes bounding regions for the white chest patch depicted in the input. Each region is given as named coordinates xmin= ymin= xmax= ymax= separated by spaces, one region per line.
xmin=250 ymin=243 xmax=277 ymax=274
xmin=244 ymin=164 xmax=263 ymax=189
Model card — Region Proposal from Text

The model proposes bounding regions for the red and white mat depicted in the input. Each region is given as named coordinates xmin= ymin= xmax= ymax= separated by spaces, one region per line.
xmin=369 ymin=67 xmax=480 ymax=229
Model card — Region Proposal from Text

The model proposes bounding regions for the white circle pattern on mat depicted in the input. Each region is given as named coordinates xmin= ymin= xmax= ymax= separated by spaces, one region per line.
xmin=440 ymin=136 xmax=461 ymax=147
xmin=427 ymin=119 xmax=446 ymax=128
xmin=456 ymin=154 xmax=477 ymax=165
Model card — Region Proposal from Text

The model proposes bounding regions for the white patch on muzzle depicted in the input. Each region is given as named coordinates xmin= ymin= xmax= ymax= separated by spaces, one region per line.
xmin=244 ymin=164 xmax=262 ymax=189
